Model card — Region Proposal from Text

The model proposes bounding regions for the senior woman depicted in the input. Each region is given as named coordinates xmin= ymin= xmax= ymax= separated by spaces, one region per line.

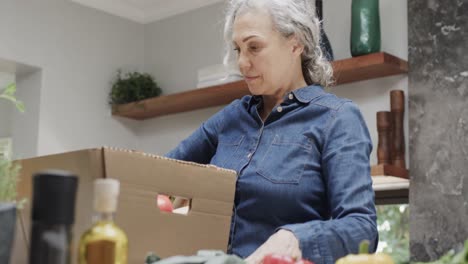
xmin=165 ymin=0 xmax=378 ymax=263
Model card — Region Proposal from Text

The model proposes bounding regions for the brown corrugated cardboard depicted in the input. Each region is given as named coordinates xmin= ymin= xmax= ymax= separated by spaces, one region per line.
xmin=11 ymin=147 xmax=237 ymax=264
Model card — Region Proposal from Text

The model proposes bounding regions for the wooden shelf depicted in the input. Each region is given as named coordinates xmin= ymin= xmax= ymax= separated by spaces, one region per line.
xmin=113 ymin=80 xmax=249 ymax=120
xmin=112 ymin=52 xmax=408 ymax=120
xmin=332 ymin=52 xmax=408 ymax=85
xmin=372 ymin=164 xmax=410 ymax=204
xmin=373 ymin=175 xmax=409 ymax=205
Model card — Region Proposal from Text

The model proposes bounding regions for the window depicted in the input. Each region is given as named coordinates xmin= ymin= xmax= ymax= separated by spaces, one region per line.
xmin=0 ymin=137 xmax=12 ymax=160
xmin=376 ymin=204 xmax=410 ymax=264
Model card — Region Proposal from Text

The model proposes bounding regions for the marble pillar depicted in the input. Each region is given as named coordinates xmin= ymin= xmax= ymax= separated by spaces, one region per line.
xmin=408 ymin=0 xmax=468 ymax=261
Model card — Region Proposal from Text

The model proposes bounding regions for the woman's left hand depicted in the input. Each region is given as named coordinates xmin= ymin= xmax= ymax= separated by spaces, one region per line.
xmin=245 ymin=229 xmax=302 ymax=264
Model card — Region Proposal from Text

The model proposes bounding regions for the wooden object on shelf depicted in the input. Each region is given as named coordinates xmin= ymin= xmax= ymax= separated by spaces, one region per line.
xmin=371 ymin=164 xmax=409 ymax=179
xmin=377 ymin=111 xmax=393 ymax=165
xmin=390 ymin=90 xmax=406 ymax=169
xmin=112 ymin=52 xmax=408 ymax=120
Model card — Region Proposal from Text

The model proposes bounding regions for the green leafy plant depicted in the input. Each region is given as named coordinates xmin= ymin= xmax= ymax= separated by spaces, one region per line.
xmin=145 ymin=252 xmax=161 ymax=264
xmin=415 ymin=239 xmax=468 ymax=264
xmin=0 ymin=83 xmax=25 ymax=205
xmin=377 ymin=204 xmax=410 ymax=264
xmin=0 ymin=159 xmax=21 ymax=203
xmin=0 ymin=83 xmax=25 ymax=112
xmin=109 ymin=70 xmax=162 ymax=105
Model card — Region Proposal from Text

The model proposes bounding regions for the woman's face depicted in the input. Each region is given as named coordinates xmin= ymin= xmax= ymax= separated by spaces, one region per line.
xmin=232 ymin=9 xmax=301 ymax=96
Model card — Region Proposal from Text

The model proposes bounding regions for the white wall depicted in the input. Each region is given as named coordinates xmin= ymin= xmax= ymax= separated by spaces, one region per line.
xmin=0 ymin=72 xmax=15 ymax=138
xmin=0 ymin=0 xmax=145 ymax=157
xmin=139 ymin=0 xmax=409 ymax=166
xmin=138 ymin=3 xmax=226 ymax=155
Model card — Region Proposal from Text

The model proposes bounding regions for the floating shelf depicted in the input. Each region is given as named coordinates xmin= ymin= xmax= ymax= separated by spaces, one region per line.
xmin=371 ymin=164 xmax=409 ymax=204
xmin=112 ymin=52 xmax=408 ymax=120
xmin=332 ymin=52 xmax=408 ymax=85
xmin=113 ymin=80 xmax=249 ymax=120
xmin=373 ymin=175 xmax=409 ymax=205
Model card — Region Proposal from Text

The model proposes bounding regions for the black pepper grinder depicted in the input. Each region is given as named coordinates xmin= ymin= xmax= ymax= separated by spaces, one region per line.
xmin=29 ymin=170 xmax=78 ymax=264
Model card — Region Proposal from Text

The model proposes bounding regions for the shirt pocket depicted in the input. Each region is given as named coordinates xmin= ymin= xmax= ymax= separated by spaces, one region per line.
xmin=211 ymin=135 xmax=244 ymax=169
xmin=257 ymin=134 xmax=314 ymax=184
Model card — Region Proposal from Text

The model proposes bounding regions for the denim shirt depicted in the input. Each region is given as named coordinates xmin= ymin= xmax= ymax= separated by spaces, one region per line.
xmin=165 ymin=85 xmax=378 ymax=264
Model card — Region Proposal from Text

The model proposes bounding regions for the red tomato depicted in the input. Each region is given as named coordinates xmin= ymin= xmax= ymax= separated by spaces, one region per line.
xmin=262 ymin=254 xmax=314 ymax=264
xmin=262 ymin=254 xmax=295 ymax=264
xmin=157 ymin=194 xmax=173 ymax=212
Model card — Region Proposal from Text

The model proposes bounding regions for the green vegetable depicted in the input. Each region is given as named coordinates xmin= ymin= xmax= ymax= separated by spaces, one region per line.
xmin=145 ymin=252 xmax=161 ymax=264
xmin=336 ymin=240 xmax=395 ymax=264
xmin=415 ymin=239 xmax=468 ymax=264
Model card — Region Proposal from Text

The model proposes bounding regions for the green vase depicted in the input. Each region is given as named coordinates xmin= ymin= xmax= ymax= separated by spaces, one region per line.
xmin=350 ymin=0 xmax=381 ymax=57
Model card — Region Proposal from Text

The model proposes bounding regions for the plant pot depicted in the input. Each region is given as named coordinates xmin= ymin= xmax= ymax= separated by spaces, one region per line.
xmin=0 ymin=202 xmax=16 ymax=264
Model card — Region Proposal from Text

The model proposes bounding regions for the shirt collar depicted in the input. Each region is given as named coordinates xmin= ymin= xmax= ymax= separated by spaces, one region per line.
xmin=247 ymin=84 xmax=325 ymax=106
xmin=291 ymin=85 xmax=326 ymax=103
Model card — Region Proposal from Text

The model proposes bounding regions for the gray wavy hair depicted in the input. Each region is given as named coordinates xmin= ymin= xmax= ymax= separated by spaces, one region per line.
xmin=223 ymin=0 xmax=334 ymax=88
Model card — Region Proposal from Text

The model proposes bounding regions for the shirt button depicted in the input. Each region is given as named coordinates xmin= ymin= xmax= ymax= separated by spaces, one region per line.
xmin=277 ymin=106 xmax=283 ymax=112
xmin=247 ymin=153 xmax=252 ymax=158
xmin=288 ymin=93 xmax=294 ymax=100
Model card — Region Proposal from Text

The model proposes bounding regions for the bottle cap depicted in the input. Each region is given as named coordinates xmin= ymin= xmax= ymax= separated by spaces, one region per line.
xmin=94 ymin=178 xmax=120 ymax=213
xmin=32 ymin=170 xmax=78 ymax=225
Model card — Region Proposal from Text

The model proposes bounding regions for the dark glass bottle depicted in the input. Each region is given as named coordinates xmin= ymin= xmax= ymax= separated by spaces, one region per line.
xmin=316 ymin=0 xmax=334 ymax=61
xmin=350 ymin=0 xmax=381 ymax=56
xmin=29 ymin=170 xmax=78 ymax=264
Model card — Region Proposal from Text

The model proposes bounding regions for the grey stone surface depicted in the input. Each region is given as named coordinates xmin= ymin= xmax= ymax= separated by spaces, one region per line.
xmin=408 ymin=0 xmax=468 ymax=262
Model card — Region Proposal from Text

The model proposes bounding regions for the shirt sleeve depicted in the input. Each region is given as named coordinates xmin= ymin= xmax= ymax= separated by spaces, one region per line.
xmin=164 ymin=106 xmax=226 ymax=164
xmin=279 ymin=101 xmax=378 ymax=264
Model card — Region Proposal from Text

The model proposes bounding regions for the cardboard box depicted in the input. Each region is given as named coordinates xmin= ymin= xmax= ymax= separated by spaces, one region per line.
xmin=12 ymin=147 xmax=237 ymax=264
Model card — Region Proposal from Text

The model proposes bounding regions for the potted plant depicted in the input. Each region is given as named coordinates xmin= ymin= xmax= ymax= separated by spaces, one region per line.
xmin=108 ymin=70 xmax=162 ymax=106
xmin=0 ymin=83 xmax=24 ymax=264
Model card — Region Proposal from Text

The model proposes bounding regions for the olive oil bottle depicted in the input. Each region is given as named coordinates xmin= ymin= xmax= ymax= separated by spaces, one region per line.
xmin=78 ymin=179 xmax=128 ymax=264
